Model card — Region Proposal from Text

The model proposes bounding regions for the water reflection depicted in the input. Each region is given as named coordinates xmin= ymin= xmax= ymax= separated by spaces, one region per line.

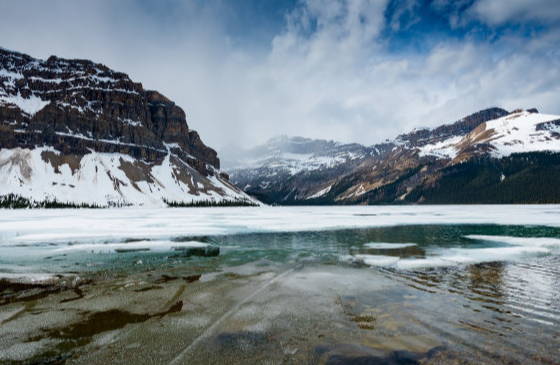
xmin=2 ymin=223 xmax=560 ymax=364
xmin=352 ymin=244 xmax=426 ymax=258
xmin=2 ymin=224 xmax=560 ymax=330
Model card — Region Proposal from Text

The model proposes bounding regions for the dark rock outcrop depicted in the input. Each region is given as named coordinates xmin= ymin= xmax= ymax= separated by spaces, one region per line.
xmin=395 ymin=107 xmax=509 ymax=147
xmin=0 ymin=48 xmax=218 ymax=175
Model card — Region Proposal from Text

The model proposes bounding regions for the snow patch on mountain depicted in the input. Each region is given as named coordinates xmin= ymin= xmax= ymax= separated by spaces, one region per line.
xmin=0 ymin=147 xmax=255 ymax=207
xmin=0 ymin=93 xmax=50 ymax=116
xmin=485 ymin=111 xmax=560 ymax=157
xmin=418 ymin=135 xmax=462 ymax=159
xmin=416 ymin=110 xmax=560 ymax=160
xmin=307 ymin=185 xmax=332 ymax=199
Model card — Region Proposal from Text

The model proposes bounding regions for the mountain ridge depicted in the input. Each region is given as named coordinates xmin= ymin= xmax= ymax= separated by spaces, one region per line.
xmin=0 ymin=48 xmax=257 ymax=207
xmin=227 ymin=107 xmax=560 ymax=205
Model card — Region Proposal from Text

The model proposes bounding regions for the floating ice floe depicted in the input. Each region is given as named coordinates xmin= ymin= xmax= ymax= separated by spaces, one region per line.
xmin=350 ymin=254 xmax=400 ymax=266
xmin=346 ymin=237 xmax=552 ymax=270
xmin=54 ymin=240 xmax=209 ymax=254
xmin=465 ymin=235 xmax=560 ymax=248
xmin=0 ymin=272 xmax=60 ymax=284
xmin=363 ymin=242 xmax=417 ymax=249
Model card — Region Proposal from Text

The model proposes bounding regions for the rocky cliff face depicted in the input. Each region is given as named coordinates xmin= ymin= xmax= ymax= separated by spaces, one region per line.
xmin=0 ymin=48 xmax=256 ymax=207
xmin=228 ymin=108 xmax=560 ymax=205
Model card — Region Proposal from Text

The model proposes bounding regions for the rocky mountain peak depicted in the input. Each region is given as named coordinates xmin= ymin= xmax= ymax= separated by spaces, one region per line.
xmin=395 ymin=107 xmax=509 ymax=147
xmin=0 ymin=48 xmax=254 ymax=207
xmin=0 ymin=48 xmax=219 ymax=172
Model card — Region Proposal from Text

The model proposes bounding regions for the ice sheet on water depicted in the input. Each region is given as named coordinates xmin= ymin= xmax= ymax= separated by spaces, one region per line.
xmin=352 ymin=254 xmax=400 ymax=266
xmin=1 ymin=205 xmax=560 ymax=247
xmin=398 ymin=246 xmax=549 ymax=269
xmin=465 ymin=235 xmax=560 ymax=248
xmin=1 ymin=206 xmax=560 ymax=273
xmin=54 ymin=240 xmax=208 ymax=254
xmin=363 ymin=242 xmax=417 ymax=249
xmin=0 ymin=272 xmax=59 ymax=283
xmin=347 ymin=238 xmax=552 ymax=270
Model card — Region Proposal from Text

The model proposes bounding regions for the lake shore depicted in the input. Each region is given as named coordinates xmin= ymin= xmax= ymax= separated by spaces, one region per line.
xmin=1 ymin=206 xmax=559 ymax=364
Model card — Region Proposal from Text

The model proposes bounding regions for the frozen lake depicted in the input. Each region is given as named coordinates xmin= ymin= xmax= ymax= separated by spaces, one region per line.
xmin=1 ymin=205 xmax=559 ymax=364
xmin=1 ymin=205 xmax=560 ymax=275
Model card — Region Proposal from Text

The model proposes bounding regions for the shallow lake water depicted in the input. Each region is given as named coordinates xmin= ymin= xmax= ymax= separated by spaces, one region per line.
xmin=0 ymin=206 xmax=559 ymax=364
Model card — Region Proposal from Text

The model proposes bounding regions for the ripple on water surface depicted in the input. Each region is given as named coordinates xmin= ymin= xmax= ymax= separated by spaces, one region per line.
xmin=1 ymin=222 xmax=560 ymax=363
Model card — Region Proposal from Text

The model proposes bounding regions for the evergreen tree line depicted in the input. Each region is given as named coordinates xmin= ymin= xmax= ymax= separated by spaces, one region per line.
xmin=0 ymin=194 xmax=259 ymax=209
xmin=405 ymin=151 xmax=560 ymax=204
xmin=0 ymin=194 xmax=104 ymax=209
xmin=163 ymin=198 xmax=259 ymax=207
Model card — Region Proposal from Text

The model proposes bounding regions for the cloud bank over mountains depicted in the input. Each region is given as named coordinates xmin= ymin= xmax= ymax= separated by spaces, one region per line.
xmin=0 ymin=0 xmax=559 ymax=148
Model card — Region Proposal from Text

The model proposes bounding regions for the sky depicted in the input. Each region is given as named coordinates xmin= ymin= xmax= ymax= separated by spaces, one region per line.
xmin=1 ymin=0 xmax=559 ymax=150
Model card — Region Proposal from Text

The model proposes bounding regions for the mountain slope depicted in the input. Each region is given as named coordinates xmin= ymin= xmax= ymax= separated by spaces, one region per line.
xmin=227 ymin=108 xmax=560 ymax=204
xmin=0 ymin=48 xmax=257 ymax=207
xmin=222 ymin=135 xmax=388 ymax=204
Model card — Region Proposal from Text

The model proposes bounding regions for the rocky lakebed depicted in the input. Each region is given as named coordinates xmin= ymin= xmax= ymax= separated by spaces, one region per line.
xmin=1 ymin=206 xmax=559 ymax=364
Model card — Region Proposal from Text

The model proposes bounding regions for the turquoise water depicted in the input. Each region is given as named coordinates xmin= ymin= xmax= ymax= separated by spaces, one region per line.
xmin=3 ymin=223 xmax=559 ymax=274
xmin=1 ymin=215 xmax=560 ymax=364
xmin=6 ymin=222 xmax=559 ymax=330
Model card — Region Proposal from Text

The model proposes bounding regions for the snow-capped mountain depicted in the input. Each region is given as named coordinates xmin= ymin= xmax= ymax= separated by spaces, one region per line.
xmin=223 ymin=135 xmax=374 ymax=173
xmin=222 ymin=136 xmax=389 ymax=202
xmin=0 ymin=48 xmax=257 ymax=207
xmin=227 ymin=108 xmax=560 ymax=204
xmin=222 ymin=135 xmax=379 ymax=177
xmin=418 ymin=109 xmax=560 ymax=160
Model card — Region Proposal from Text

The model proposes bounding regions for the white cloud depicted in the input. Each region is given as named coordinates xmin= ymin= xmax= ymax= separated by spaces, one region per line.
xmin=470 ymin=0 xmax=560 ymax=25
xmin=0 ymin=0 xmax=559 ymax=154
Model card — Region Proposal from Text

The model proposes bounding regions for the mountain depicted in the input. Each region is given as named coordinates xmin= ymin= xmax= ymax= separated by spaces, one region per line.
xmin=227 ymin=108 xmax=560 ymax=204
xmin=222 ymin=135 xmax=377 ymax=179
xmin=221 ymin=135 xmax=385 ymax=202
xmin=0 ymin=48 xmax=257 ymax=207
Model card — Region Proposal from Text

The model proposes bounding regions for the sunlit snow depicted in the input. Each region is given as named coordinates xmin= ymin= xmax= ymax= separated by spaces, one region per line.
xmin=417 ymin=110 xmax=560 ymax=159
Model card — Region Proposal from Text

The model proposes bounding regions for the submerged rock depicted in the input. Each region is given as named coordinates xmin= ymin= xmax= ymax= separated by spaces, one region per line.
xmin=173 ymin=245 xmax=220 ymax=257
xmin=183 ymin=274 xmax=202 ymax=283
xmin=214 ymin=331 xmax=270 ymax=351
xmin=314 ymin=344 xmax=446 ymax=365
